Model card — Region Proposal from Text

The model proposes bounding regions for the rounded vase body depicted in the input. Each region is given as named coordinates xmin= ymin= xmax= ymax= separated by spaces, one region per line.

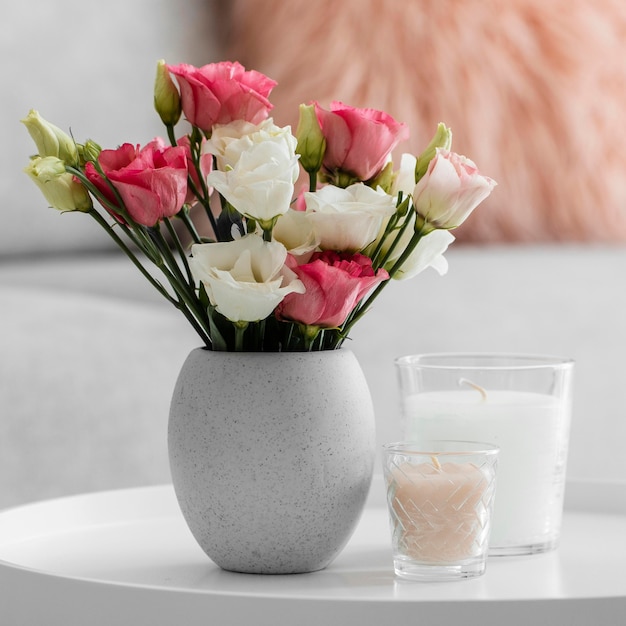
xmin=168 ymin=348 xmax=376 ymax=574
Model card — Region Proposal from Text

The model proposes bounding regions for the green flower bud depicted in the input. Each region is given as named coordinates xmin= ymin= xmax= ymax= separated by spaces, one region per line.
xmin=295 ymin=104 xmax=326 ymax=173
xmin=77 ymin=139 xmax=102 ymax=165
xmin=21 ymin=109 xmax=79 ymax=165
xmin=24 ymin=156 xmax=92 ymax=212
xmin=414 ymin=123 xmax=452 ymax=182
xmin=154 ymin=59 xmax=181 ymax=126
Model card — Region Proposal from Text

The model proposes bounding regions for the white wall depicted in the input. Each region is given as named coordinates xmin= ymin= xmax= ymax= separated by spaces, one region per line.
xmin=2 ymin=0 xmax=226 ymax=257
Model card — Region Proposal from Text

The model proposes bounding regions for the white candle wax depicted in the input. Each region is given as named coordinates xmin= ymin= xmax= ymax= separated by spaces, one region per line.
xmin=403 ymin=390 xmax=570 ymax=548
xmin=389 ymin=460 xmax=490 ymax=563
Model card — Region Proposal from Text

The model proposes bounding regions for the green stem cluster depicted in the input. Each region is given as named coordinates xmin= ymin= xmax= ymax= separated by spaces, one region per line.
xmin=335 ymin=202 xmax=433 ymax=346
xmin=67 ymin=164 xmax=213 ymax=348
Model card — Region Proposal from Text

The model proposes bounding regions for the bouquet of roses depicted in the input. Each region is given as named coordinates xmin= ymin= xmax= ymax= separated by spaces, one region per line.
xmin=22 ymin=60 xmax=495 ymax=351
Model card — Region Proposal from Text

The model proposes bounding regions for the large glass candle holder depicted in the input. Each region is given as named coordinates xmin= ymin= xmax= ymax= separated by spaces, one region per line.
xmin=395 ymin=353 xmax=574 ymax=556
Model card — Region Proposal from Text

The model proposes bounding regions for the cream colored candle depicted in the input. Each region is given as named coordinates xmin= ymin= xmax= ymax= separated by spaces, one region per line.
xmin=389 ymin=459 xmax=490 ymax=563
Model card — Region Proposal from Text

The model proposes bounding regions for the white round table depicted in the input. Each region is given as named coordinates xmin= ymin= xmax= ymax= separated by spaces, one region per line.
xmin=0 ymin=477 xmax=624 ymax=625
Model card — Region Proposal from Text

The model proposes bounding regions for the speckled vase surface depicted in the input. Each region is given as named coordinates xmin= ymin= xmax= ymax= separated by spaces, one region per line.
xmin=168 ymin=347 xmax=376 ymax=574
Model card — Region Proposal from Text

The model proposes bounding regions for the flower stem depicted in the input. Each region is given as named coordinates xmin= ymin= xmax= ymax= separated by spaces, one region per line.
xmin=146 ymin=226 xmax=212 ymax=346
xmin=375 ymin=205 xmax=415 ymax=271
xmin=166 ymin=124 xmax=177 ymax=148
xmin=234 ymin=322 xmax=248 ymax=351
xmin=340 ymin=221 xmax=432 ymax=338
xmin=164 ymin=217 xmax=194 ymax=284
xmin=88 ymin=210 xmax=174 ymax=303
xmin=302 ymin=324 xmax=321 ymax=351
xmin=188 ymin=142 xmax=219 ymax=238
xmin=178 ymin=206 xmax=203 ymax=244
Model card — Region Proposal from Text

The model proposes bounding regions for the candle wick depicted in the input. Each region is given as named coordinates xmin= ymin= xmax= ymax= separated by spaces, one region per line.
xmin=458 ymin=378 xmax=488 ymax=401
xmin=431 ymin=455 xmax=442 ymax=471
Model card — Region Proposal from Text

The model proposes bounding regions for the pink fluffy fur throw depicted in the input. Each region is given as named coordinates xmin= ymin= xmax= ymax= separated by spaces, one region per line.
xmin=225 ymin=0 xmax=626 ymax=243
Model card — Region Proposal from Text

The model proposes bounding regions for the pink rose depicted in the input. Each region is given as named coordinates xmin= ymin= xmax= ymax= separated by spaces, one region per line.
xmin=314 ymin=101 xmax=409 ymax=182
xmin=276 ymin=251 xmax=389 ymax=328
xmin=413 ymin=149 xmax=497 ymax=229
xmin=177 ymin=135 xmax=213 ymax=205
xmin=85 ymin=138 xmax=188 ymax=226
xmin=166 ymin=61 xmax=276 ymax=132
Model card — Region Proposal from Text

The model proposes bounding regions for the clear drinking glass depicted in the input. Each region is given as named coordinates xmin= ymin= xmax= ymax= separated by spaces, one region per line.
xmin=382 ymin=440 xmax=499 ymax=581
xmin=395 ymin=353 xmax=574 ymax=556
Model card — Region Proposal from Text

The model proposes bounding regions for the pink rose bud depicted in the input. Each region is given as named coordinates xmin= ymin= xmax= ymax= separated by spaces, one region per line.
xmin=413 ymin=149 xmax=496 ymax=230
xmin=85 ymin=138 xmax=188 ymax=226
xmin=166 ymin=61 xmax=276 ymax=132
xmin=314 ymin=101 xmax=409 ymax=184
xmin=276 ymin=251 xmax=389 ymax=328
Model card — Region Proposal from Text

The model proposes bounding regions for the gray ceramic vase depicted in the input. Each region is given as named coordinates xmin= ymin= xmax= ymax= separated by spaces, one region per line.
xmin=168 ymin=347 xmax=376 ymax=574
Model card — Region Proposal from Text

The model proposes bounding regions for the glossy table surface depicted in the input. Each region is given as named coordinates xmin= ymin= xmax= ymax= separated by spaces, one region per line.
xmin=0 ymin=477 xmax=624 ymax=626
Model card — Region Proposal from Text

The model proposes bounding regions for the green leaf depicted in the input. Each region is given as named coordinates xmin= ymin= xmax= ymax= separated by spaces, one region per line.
xmin=207 ymin=306 xmax=229 ymax=351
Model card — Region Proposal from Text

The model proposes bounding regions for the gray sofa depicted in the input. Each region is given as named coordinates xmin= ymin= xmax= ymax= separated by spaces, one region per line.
xmin=3 ymin=1 xmax=625 ymax=510
xmin=2 ymin=244 xmax=626 ymax=509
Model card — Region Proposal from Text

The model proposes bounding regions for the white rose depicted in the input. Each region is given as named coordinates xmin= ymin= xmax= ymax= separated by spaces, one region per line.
xmin=205 ymin=120 xmax=300 ymax=224
xmin=304 ymin=183 xmax=396 ymax=252
xmin=189 ymin=234 xmax=305 ymax=323
xmin=272 ymin=209 xmax=320 ymax=262
xmin=204 ymin=119 xmax=273 ymax=170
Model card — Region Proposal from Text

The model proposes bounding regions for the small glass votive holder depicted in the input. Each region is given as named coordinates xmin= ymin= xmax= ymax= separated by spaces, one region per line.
xmin=382 ymin=440 xmax=499 ymax=581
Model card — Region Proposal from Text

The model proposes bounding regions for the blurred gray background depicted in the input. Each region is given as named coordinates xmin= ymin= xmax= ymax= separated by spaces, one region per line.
xmin=2 ymin=1 xmax=625 ymax=510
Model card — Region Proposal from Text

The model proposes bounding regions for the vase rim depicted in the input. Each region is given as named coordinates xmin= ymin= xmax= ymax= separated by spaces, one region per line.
xmin=193 ymin=346 xmax=352 ymax=355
